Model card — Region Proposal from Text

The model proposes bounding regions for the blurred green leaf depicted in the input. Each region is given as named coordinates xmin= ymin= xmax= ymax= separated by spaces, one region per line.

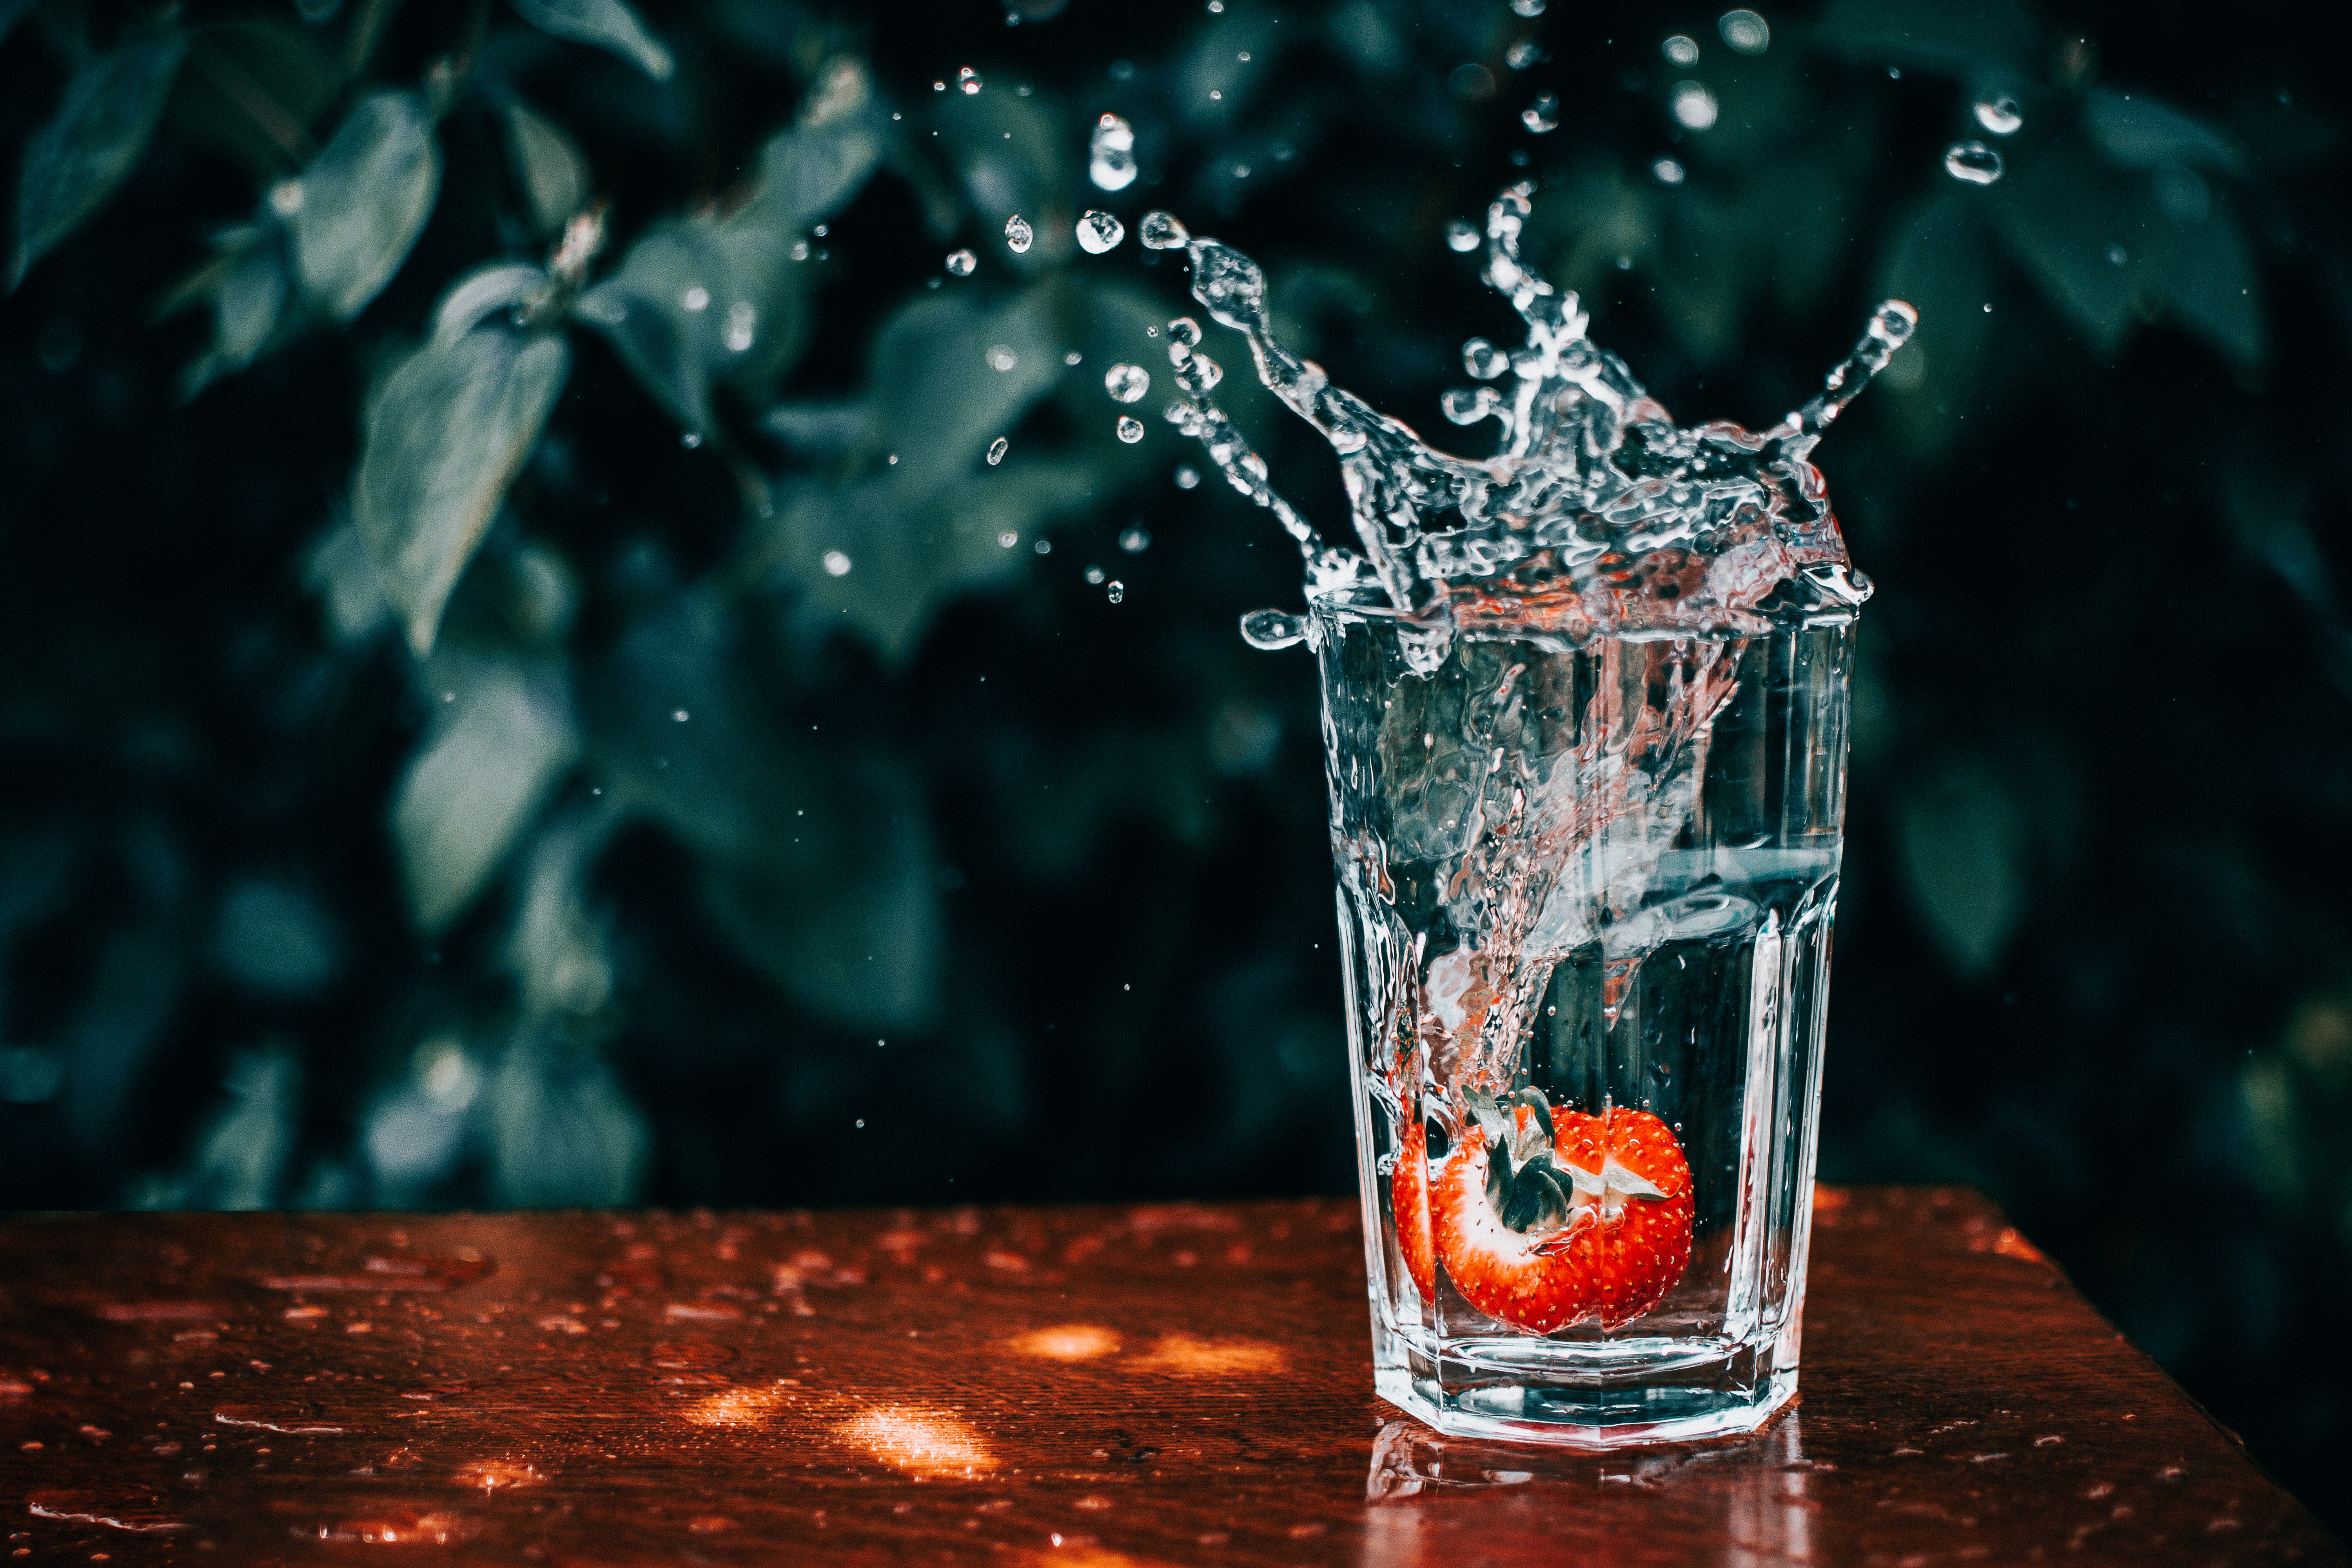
xmin=1810 ymin=0 xmax=2036 ymax=74
xmin=7 ymin=32 xmax=190 ymax=289
xmin=169 ymin=227 xmax=292 ymax=397
xmin=288 ymin=90 xmax=440 ymax=321
xmin=391 ymin=657 xmax=578 ymax=931
xmin=2155 ymin=199 xmax=2262 ymax=368
xmin=501 ymin=98 xmax=588 ymax=236
xmin=304 ymin=517 xmax=394 ymax=646
xmin=1876 ymin=191 xmax=1996 ymax=455
xmin=506 ymin=812 xmax=615 ymax=1020
xmin=0 ymin=0 xmax=39 ymax=51
xmin=353 ymin=314 xmax=570 ymax=656
xmin=2085 ymin=89 xmax=2245 ymax=176
xmin=1992 ymin=136 xmax=2157 ymax=351
xmin=486 ymin=1044 xmax=645 ymax=1205
xmin=1896 ymin=762 xmax=2026 ymax=979
xmin=508 ymin=0 xmax=674 ymax=82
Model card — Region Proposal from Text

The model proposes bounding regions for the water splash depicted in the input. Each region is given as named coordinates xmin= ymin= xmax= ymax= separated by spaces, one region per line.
xmin=1004 ymin=215 xmax=1034 ymax=253
xmin=1945 ymin=142 xmax=2004 ymax=184
xmin=1157 ymin=181 xmax=1912 ymax=661
xmin=1089 ymin=114 xmax=1139 ymax=191
xmin=1077 ymin=210 xmax=1127 ymax=254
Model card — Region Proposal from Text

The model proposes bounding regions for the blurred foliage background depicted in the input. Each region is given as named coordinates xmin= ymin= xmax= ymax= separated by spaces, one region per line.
xmin=2 ymin=0 xmax=2347 ymax=1519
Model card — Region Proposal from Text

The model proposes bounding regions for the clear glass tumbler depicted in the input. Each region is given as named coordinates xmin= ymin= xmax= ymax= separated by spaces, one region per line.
xmin=1316 ymin=590 xmax=1854 ymax=1445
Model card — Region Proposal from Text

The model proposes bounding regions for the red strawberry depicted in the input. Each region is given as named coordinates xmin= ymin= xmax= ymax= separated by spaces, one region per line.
xmin=1431 ymin=1090 xmax=1693 ymax=1334
xmin=1392 ymin=1115 xmax=1437 ymax=1304
xmin=1546 ymin=1105 xmax=1694 ymax=1328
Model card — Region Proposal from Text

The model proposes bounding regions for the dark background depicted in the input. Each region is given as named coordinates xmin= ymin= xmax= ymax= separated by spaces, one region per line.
xmin=2 ymin=0 xmax=2347 ymax=1527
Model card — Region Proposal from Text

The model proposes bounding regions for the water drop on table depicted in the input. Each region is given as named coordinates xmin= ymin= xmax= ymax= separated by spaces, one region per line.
xmin=1944 ymin=142 xmax=2004 ymax=184
xmin=1105 ymin=581 xmax=1125 ymax=603
xmin=958 ymin=66 xmax=982 ymax=95
xmin=1463 ymin=338 xmax=1508 ymax=379
xmin=1974 ymin=95 xmax=2022 ymax=134
xmin=1521 ymin=92 xmax=1559 ymax=133
xmin=1089 ymin=114 xmax=1138 ymax=192
xmin=1116 ymin=416 xmax=1145 ymax=443
xmin=987 ymin=437 xmax=1009 ymax=465
xmin=945 ymin=248 xmax=978 ymax=276
xmin=1239 ymin=609 xmax=1306 ymax=650
xmin=1104 ymin=363 xmax=1151 ymax=403
xmin=1004 ymin=215 xmax=1033 ymax=253
xmin=1719 ymin=9 xmax=1769 ymax=53
xmin=1140 ymin=211 xmax=1189 ymax=250
xmin=1445 ymin=218 xmax=1480 ymax=252
xmin=1076 ymin=210 xmax=1126 ymax=254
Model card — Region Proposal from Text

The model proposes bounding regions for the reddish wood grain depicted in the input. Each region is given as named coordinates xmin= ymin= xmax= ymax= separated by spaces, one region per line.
xmin=0 ymin=1189 xmax=2337 ymax=1566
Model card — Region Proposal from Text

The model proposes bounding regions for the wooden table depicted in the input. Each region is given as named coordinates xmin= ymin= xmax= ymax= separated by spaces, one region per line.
xmin=0 ymin=1189 xmax=2336 ymax=1566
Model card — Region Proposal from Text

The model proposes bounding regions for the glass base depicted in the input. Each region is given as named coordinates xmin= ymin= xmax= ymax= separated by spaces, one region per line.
xmin=1373 ymin=1323 xmax=1798 ymax=1446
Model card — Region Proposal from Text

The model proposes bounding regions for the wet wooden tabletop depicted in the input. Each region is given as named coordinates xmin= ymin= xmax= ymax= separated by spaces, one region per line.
xmin=0 ymin=1189 xmax=2337 ymax=1566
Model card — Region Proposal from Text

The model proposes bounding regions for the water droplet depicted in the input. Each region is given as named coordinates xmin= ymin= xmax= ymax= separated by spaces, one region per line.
xmin=1662 ymin=33 xmax=1700 ymax=65
xmin=1064 ymin=351 xmax=1083 ymax=365
xmin=1463 ymin=338 xmax=1509 ymax=379
xmin=1719 ymin=9 xmax=1769 ymax=53
xmin=672 ymin=708 xmax=690 ymax=723
xmin=1116 ymin=416 xmax=1145 ymax=443
xmin=1033 ymin=537 xmax=1052 ymax=555
xmin=1089 ymin=114 xmax=1138 ymax=192
xmin=945 ymin=249 xmax=978 ymax=276
xmin=987 ymin=343 xmax=1019 ymax=371
xmin=1441 ymin=387 xmax=1499 ymax=425
xmin=1105 ymin=580 xmax=1125 ymax=603
xmin=1521 ymin=93 xmax=1559 ymax=133
xmin=1974 ymin=94 xmax=2022 ymax=135
xmin=2105 ymin=243 xmax=2127 ymax=266
xmin=680 ymin=430 xmax=703 ymax=448
xmin=1510 ymin=0 xmax=1544 ymax=16
xmin=1652 ymin=157 xmax=1686 ymax=185
xmin=987 ymin=437 xmax=1009 ymax=466
xmin=1671 ymin=82 xmax=1719 ymax=130
xmin=1004 ymin=214 xmax=1034 ymax=253
xmin=724 ymin=301 xmax=756 ymax=352
xmin=681 ymin=285 xmax=711 ymax=312
xmin=958 ymin=65 xmax=982 ymax=95
xmin=1506 ymin=40 xmax=1542 ymax=69
xmin=1119 ymin=526 xmax=1151 ymax=552
xmin=1190 ymin=243 xmax=1267 ymax=331
xmin=1239 ymin=609 xmax=1306 ymax=650
xmin=1448 ymin=63 xmax=1496 ymax=103
xmin=1085 ymin=565 xmax=1106 ymax=585
xmin=1104 ymin=363 xmax=1151 ymax=403
xmin=1140 ymin=211 xmax=1190 ymax=250
xmin=1173 ymin=465 xmax=1200 ymax=490
xmin=1076 ymin=210 xmax=1126 ymax=254
xmin=1944 ymin=142 xmax=2004 ymax=184
xmin=1445 ymin=219 xmax=1481 ymax=253
xmin=1168 ymin=316 xmax=1203 ymax=346
xmin=822 ymin=550 xmax=852 ymax=577
xmin=997 ymin=531 xmax=1019 ymax=548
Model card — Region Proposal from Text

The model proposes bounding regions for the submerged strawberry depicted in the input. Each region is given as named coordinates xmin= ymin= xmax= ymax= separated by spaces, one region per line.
xmin=1430 ymin=1088 xmax=1693 ymax=1333
xmin=1392 ymin=1116 xmax=1437 ymax=1305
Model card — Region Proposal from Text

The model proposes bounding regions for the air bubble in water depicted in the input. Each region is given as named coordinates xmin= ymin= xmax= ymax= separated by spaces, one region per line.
xmin=1522 ymin=93 xmax=1560 ymax=134
xmin=1173 ymin=465 xmax=1200 ymax=490
xmin=958 ymin=66 xmax=982 ymax=95
xmin=946 ymin=249 xmax=978 ymax=276
xmin=987 ymin=437 xmax=1009 ymax=465
xmin=1445 ymin=219 xmax=1480 ymax=253
xmin=1463 ymin=339 xmax=1509 ymax=379
xmin=1004 ymin=215 xmax=1034 ymax=253
xmin=1672 ymin=82 xmax=1719 ymax=130
xmin=1140 ymin=211 xmax=1190 ymax=250
xmin=1663 ymin=34 xmax=1700 ymax=65
xmin=1106 ymin=581 xmax=1125 ymax=603
xmin=1239 ymin=609 xmax=1306 ymax=650
xmin=1506 ymin=40 xmax=1542 ymax=70
xmin=1974 ymin=95 xmax=2022 ymax=135
xmin=1120 ymin=526 xmax=1151 ymax=552
xmin=1718 ymin=9 xmax=1769 ymax=53
xmin=1105 ymin=363 xmax=1151 ymax=403
xmin=1089 ymin=114 xmax=1138 ymax=192
xmin=1944 ymin=142 xmax=2004 ymax=185
xmin=1116 ymin=416 xmax=1145 ymax=443
xmin=1076 ymin=210 xmax=1126 ymax=254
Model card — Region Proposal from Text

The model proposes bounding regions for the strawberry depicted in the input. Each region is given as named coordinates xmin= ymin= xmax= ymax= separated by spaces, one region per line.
xmin=1430 ymin=1088 xmax=1692 ymax=1333
xmin=1392 ymin=1114 xmax=1437 ymax=1304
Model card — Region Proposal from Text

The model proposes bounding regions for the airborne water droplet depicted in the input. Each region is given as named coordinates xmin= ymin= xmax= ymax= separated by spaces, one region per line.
xmin=1662 ymin=34 xmax=1700 ymax=66
xmin=1140 ymin=211 xmax=1189 ymax=250
xmin=1521 ymin=93 xmax=1560 ymax=134
xmin=1089 ymin=114 xmax=1138 ymax=192
xmin=1509 ymin=0 xmax=1544 ymax=15
xmin=987 ymin=437 xmax=1009 ymax=465
xmin=1004 ymin=214 xmax=1034 ymax=253
xmin=1445 ymin=219 xmax=1480 ymax=253
xmin=1116 ymin=416 xmax=1145 ymax=443
xmin=1173 ymin=465 xmax=1200 ymax=490
xmin=958 ymin=66 xmax=982 ymax=95
xmin=1105 ymin=581 xmax=1125 ymax=604
xmin=1974 ymin=95 xmax=2023 ymax=135
xmin=945 ymin=248 xmax=978 ymax=276
xmin=1104 ymin=363 xmax=1151 ymax=404
xmin=1506 ymin=40 xmax=1542 ymax=70
xmin=1119 ymin=526 xmax=1151 ymax=552
xmin=1718 ymin=9 xmax=1769 ymax=54
xmin=1239 ymin=608 xmax=1306 ymax=650
xmin=1077 ymin=210 xmax=1126 ymax=254
xmin=1944 ymin=141 xmax=2004 ymax=184
xmin=1672 ymin=82 xmax=1719 ymax=130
